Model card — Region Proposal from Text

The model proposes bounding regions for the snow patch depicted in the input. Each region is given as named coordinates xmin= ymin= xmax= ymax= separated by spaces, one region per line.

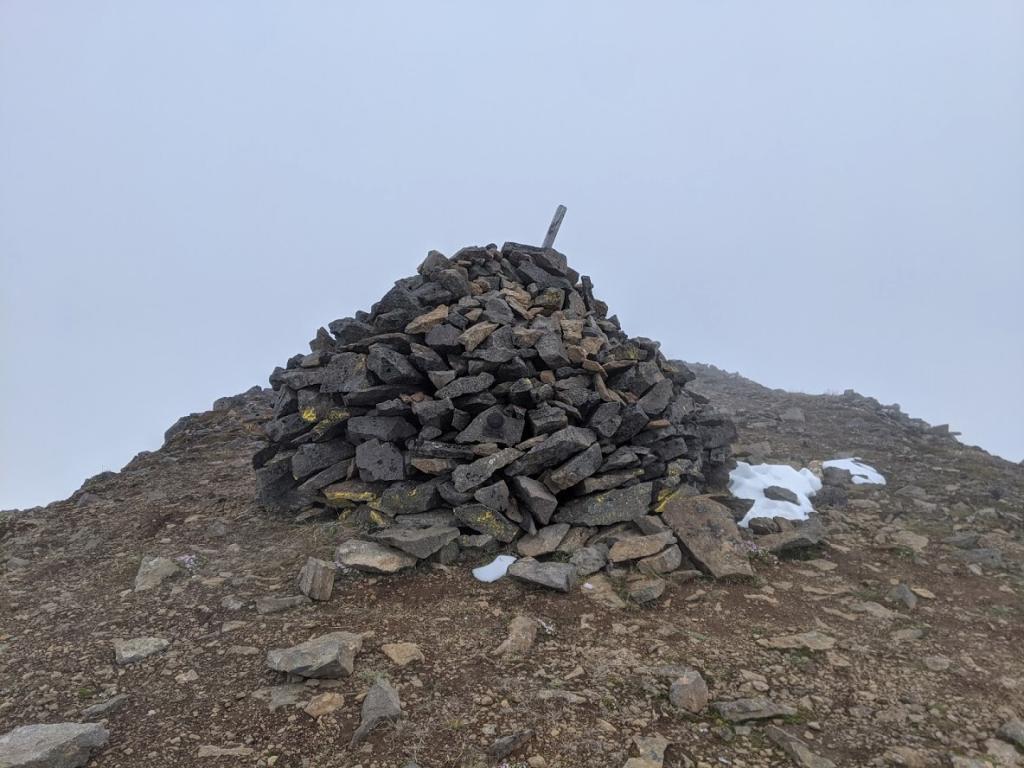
xmin=728 ymin=462 xmax=823 ymax=527
xmin=472 ymin=555 xmax=517 ymax=582
xmin=822 ymin=458 xmax=886 ymax=485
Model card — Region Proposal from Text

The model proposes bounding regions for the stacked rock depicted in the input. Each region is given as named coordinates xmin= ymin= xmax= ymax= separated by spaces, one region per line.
xmin=254 ymin=242 xmax=736 ymax=573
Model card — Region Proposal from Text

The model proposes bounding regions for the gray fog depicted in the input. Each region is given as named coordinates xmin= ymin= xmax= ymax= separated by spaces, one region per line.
xmin=2 ymin=2 xmax=1022 ymax=510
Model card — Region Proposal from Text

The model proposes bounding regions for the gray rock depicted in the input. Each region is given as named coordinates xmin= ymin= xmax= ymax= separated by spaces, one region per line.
xmin=569 ymin=546 xmax=607 ymax=576
xmin=350 ymin=678 xmax=403 ymax=747
xmin=756 ymin=520 xmax=826 ymax=554
xmin=507 ymin=558 xmax=577 ymax=592
xmin=998 ymin=718 xmax=1024 ymax=749
xmin=370 ymin=525 xmax=460 ymax=559
xmin=291 ymin=441 xmax=354 ymax=481
xmin=451 ymin=447 xmax=522 ymax=492
xmin=764 ymin=725 xmax=836 ymax=768
xmin=473 ymin=479 xmax=510 ymax=512
xmin=347 ymin=415 xmax=417 ymax=443
xmin=354 ymin=439 xmax=406 ymax=482
xmin=527 ymin=404 xmax=568 ymax=435
xmin=510 ymin=476 xmax=559 ymax=526
xmin=587 ymin=401 xmax=622 ymax=439
xmin=266 ymin=631 xmax=363 ymax=679
xmin=453 ymin=504 xmax=520 ymax=543
xmin=379 ymin=479 xmax=442 ymax=515
xmin=367 ymin=344 xmax=421 ymax=385
xmin=256 ymin=595 xmax=312 ymax=615
xmin=297 ymin=557 xmax=336 ymax=601
xmin=608 ymin=531 xmax=676 ymax=563
xmin=535 ymin=333 xmax=569 ymax=368
xmin=553 ymin=482 xmax=653 ymax=526
xmin=517 ymin=523 xmax=570 ymax=557
xmin=456 ymin=406 xmax=525 ymax=446
xmin=660 ymin=493 xmax=753 ymax=579
xmin=638 ymin=544 xmax=684 ymax=575
xmin=713 ymin=697 xmax=797 ymax=722
xmin=0 ymin=723 xmax=109 ymax=768
xmin=506 ymin=426 xmax=597 ymax=477
xmin=625 ymin=576 xmax=666 ymax=603
xmin=669 ymin=669 xmax=709 ymax=713
xmin=487 ymin=730 xmax=534 ymax=760
xmin=81 ymin=694 xmax=128 ymax=720
xmin=113 ymin=637 xmax=169 ymax=665
xmin=542 ymin=442 xmax=604 ymax=494
xmin=335 ymin=539 xmax=417 ymax=573
xmin=763 ymin=485 xmax=799 ymax=504
xmin=435 ymin=372 xmax=495 ymax=400
xmin=887 ymin=583 xmax=917 ymax=610
xmin=133 ymin=556 xmax=181 ymax=592
xmin=321 ymin=352 xmax=375 ymax=393
xmin=638 ymin=379 xmax=674 ymax=415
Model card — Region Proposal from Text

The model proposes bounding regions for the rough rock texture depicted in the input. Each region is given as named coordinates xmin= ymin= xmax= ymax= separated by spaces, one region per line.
xmin=253 ymin=242 xmax=736 ymax=579
xmin=0 ymin=723 xmax=109 ymax=768
xmin=350 ymin=678 xmax=402 ymax=747
xmin=265 ymin=632 xmax=363 ymax=679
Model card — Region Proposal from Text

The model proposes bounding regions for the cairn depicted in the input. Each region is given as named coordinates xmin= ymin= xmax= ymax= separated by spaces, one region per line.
xmin=254 ymin=239 xmax=739 ymax=581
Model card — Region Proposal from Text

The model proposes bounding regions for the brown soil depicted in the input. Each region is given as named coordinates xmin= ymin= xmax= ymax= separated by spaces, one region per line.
xmin=2 ymin=369 xmax=1022 ymax=768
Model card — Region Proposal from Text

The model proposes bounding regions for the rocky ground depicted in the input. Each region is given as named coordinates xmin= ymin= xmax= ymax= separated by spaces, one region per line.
xmin=1 ymin=368 xmax=1022 ymax=768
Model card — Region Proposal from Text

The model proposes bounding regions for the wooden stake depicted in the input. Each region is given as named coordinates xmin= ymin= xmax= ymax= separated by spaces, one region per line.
xmin=542 ymin=204 xmax=567 ymax=249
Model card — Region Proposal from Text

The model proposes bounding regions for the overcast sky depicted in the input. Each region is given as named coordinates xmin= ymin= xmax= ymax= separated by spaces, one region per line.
xmin=2 ymin=2 xmax=1022 ymax=510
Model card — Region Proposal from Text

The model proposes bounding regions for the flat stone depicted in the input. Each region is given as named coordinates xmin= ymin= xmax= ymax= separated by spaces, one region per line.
xmin=347 ymin=415 xmax=417 ymax=443
xmin=452 ymin=447 xmax=522 ymax=492
xmin=381 ymin=642 xmax=424 ymax=667
xmin=350 ymin=678 xmax=403 ymax=747
xmin=487 ymin=730 xmax=535 ymax=761
xmin=367 ymin=344 xmax=422 ymax=385
xmin=113 ymin=637 xmax=169 ymax=665
xmin=379 ymin=480 xmax=442 ymax=515
xmin=510 ymin=476 xmax=559 ymax=525
xmin=527 ymin=404 xmax=569 ymax=435
xmin=553 ymin=482 xmax=653 ymax=526
xmin=542 ymin=442 xmax=604 ymax=493
xmin=81 ymin=694 xmax=128 ymax=719
xmin=266 ymin=631 xmax=363 ymax=679
xmin=637 ymin=544 xmax=684 ymax=575
xmin=473 ymin=479 xmax=510 ymax=512
xmin=404 ymin=304 xmax=448 ymax=334
xmin=453 ymin=504 xmax=520 ymax=543
xmin=321 ymin=352 xmax=374 ymax=393
xmin=370 ymin=525 xmax=459 ymax=559
xmin=669 ymin=669 xmax=709 ymax=713
xmin=458 ymin=321 xmax=498 ymax=351
xmin=492 ymin=615 xmax=541 ymax=656
xmin=757 ymin=631 xmax=836 ymax=652
xmin=764 ymin=725 xmax=836 ymax=768
xmin=580 ymin=573 xmax=626 ymax=609
xmin=197 ymin=745 xmax=255 ymax=758
xmin=626 ymin=575 xmax=666 ymax=603
xmin=506 ymin=426 xmax=597 ymax=476
xmin=435 ymin=372 xmax=495 ymax=400
xmin=355 ymin=439 xmax=406 ymax=482
xmin=517 ymin=523 xmax=570 ymax=557
xmin=322 ymin=479 xmax=383 ymax=507
xmin=535 ymin=333 xmax=569 ymax=368
xmin=456 ymin=406 xmax=525 ymax=446
xmin=998 ymin=719 xmax=1024 ymax=749
xmin=0 ymin=723 xmax=109 ymax=768
xmin=335 ymin=539 xmax=417 ymax=573
xmin=304 ymin=692 xmax=346 ymax=719
xmin=569 ymin=546 xmax=607 ymax=576
xmin=507 ymin=558 xmax=577 ymax=592
xmin=297 ymin=557 xmax=336 ymax=601
xmin=609 ymin=531 xmax=677 ymax=563
xmin=659 ymin=493 xmax=753 ymax=579
xmin=713 ymin=697 xmax=797 ymax=722
xmin=764 ymin=485 xmax=800 ymax=504
xmin=256 ymin=595 xmax=312 ymax=615
xmin=133 ymin=556 xmax=181 ymax=591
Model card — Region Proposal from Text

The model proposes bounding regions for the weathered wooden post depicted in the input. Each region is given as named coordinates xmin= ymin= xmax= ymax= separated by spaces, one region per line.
xmin=542 ymin=204 xmax=567 ymax=249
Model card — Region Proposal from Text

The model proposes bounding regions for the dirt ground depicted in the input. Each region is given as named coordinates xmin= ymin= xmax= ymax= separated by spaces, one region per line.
xmin=2 ymin=366 xmax=1022 ymax=768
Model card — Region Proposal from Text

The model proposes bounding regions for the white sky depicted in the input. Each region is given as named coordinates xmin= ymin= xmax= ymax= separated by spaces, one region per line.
xmin=2 ymin=2 xmax=1022 ymax=509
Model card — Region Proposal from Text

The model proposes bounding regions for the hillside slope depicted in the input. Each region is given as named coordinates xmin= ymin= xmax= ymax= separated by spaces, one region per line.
xmin=1 ymin=369 xmax=1022 ymax=768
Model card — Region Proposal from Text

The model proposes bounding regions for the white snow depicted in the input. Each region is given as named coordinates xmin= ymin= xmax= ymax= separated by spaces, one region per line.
xmin=728 ymin=462 xmax=823 ymax=527
xmin=472 ymin=555 xmax=517 ymax=582
xmin=822 ymin=458 xmax=886 ymax=485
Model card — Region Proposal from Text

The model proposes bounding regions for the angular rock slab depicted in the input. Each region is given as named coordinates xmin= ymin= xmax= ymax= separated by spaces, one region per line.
xmin=266 ymin=631 xmax=363 ymax=679
xmin=133 ymin=556 xmax=181 ymax=592
xmin=553 ymin=482 xmax=653 ymax=526
xmin=492 ymin=615 xmax=541 ymax=656
xmin=516 ymin=523 xmax=570 ymax=557
xmin=659 ymin=493 xmax=753 ymax=579
xmin=669 ymin=669 xmax=709 ymax=713
xmin=0 ymin=722 xmax=109 ymax=768
xmin=757 ymin=630 xmax=835 ymax=652
xmin=297 ymin=557 xmax=335 ymax=601
xmin=113 ymin=637 xmax=169 ymax=665
xmin=507 ymin=558 xmax=577 ymax=593
xmin=350 ymin=678 xmax=403 ymax=747
xmin=608 ymin=531 xmax=676 ymax=563
xmin=713 ymin=697 xmax=797 ymax=723
xmin=335 ymin=539 xmax=416 ymax=574
xmin=764 ymin=725 xmax=836 ymax=768
xmin=370 ymin=525 xmax=459 ymax=559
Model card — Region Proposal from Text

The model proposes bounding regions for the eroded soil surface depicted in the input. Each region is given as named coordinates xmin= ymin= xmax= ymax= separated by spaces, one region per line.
xmin=2 ymin=368 xmax=1022 ymax=768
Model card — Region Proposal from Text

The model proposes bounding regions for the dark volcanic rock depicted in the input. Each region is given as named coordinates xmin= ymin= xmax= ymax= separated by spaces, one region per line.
xmin=257 ymin=240 xmax=736 ymax=576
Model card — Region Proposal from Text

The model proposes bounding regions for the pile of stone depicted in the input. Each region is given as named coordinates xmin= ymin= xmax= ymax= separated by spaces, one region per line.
xmin=254 ymin=241 xmax=738 ymax=583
